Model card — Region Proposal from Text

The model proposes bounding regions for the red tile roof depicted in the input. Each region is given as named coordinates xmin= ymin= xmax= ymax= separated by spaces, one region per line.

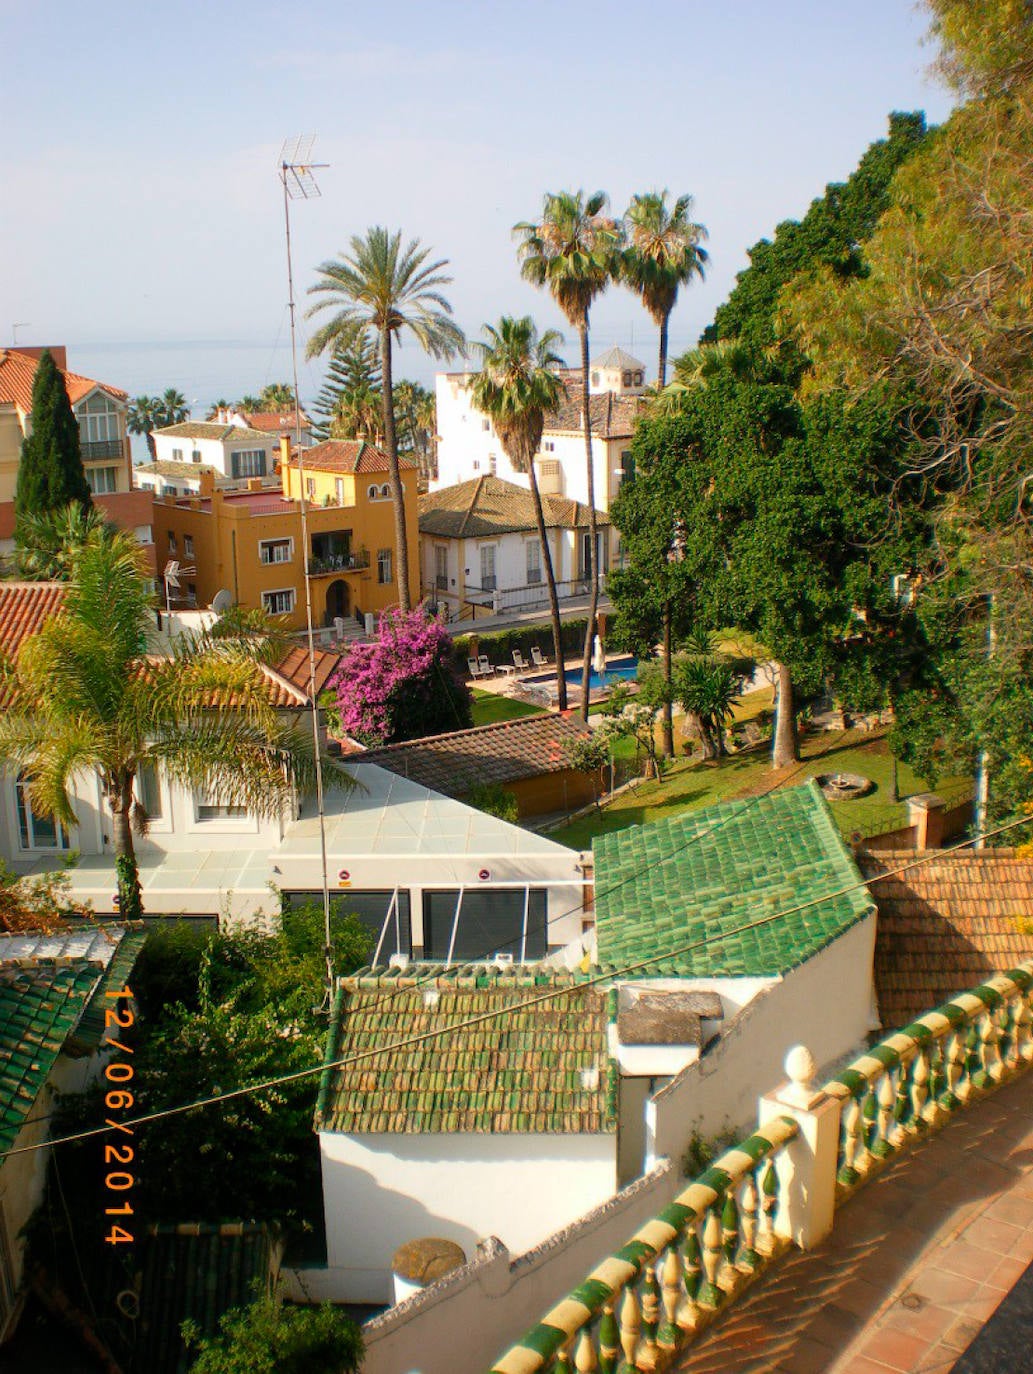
xmin=242 ymin=410 xmax=310 ymax=432
xmin=358 ymin=713 xmax=592 ymax=795
xmin=0 ymin=348 xmax=127 ymax=414
xmin=863 ymin=850 xmax=1033 ymax=1029
xmin=297 ymin=440 xmax=417 ymax=475
xmin=269 ymin=646 xmax=341 ymax=702
xmin=0 ymin=582 xmax=67 ymax=662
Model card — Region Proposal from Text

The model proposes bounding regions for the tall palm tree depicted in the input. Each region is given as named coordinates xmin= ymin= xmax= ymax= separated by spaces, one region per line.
xmin=515 ymin=191 xmax=622 ymax=718
xmin=622 ymin=192 xmax=708 ymax=388
xmin=0 ymin=530 xmax=322 ymax=918
xmin=468 ymin=317 xmax=569 ymax=710
xmin=128 ymin=395 xmax=161 ymax=460
xmin=306 ymin=228 xmax=466 ymax=612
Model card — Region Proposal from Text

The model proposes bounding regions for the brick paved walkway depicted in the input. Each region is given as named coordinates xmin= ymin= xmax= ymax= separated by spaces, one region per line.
xmin=675 ymin=1069 xmax=1033 ymax=1374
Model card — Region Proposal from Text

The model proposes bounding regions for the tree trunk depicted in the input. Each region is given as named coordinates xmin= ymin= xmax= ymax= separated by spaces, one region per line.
xmin=579 ymin=323 xmax=599 ymax=721
xmin=146 ymin=429 xmax=157 ymax=461
xmin=379 ymin=330 xmax=411 ymax=613
xmin=111 ymin=774 xmax=143 ymax=920
xmin=660 ymin=601 xmax=674 ymax=758
xmin=526 ymin=447 xmax=568 ymax=712
xmin=772 ymin=662 xmax=799 ymax=768
xmin=658 ymin=313 xmax=670 ymax=390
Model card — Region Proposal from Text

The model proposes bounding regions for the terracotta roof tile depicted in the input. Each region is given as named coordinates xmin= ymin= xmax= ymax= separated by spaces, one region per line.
xmin=270 ymin=646 xmax=341 ymax=702
xmin=154 ymin=421 xmax=272 ymax=442
xmin=358 ymin=713 xmax=591 ymax=794
xmin=0 ymin=582 xmax=67 ymax=662
xmin=0 ymin=348 xmax=127 ymax=414
xmin=242 ymin=409 xmax=310 ymax=432
xmin=863 ymin=850 xmax=1033 ymax=1028
xmin=296 ymin=440 xmax=417 ymax=475
xmin=419 ymin=475 xmax=609 ymax=538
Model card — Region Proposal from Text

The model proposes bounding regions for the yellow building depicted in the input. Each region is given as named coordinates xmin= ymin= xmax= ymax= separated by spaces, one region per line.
xmin=0 ymin=346 xmax=155 ymax=569
xmin=151 ymin=439 xmax=419 ymax=630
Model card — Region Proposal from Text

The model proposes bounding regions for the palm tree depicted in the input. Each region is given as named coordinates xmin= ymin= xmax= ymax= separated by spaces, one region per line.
xmin=12 ymin=502 xmax=114 ymax=581
xmin=468 ymin=317 xmax=569 ymax=710
xmin=622 ymin=192 xmax=708 ymax=388
xmin=306 ymin=228 xmax=466 ymax=612
xmin=0 ymin=530 xmax=321 ymax=918
xmin=258 ymin=382 xmax=295 ymax=411
xmin=515 ymin=191 xmax=622 ymax=718
xmin=159 ymin=388 xmax=189 ymax=426
xmin=206 ymin=398 xmax=233 ymax=420
xmin=128 ymin=395 xmax=161 ymax=460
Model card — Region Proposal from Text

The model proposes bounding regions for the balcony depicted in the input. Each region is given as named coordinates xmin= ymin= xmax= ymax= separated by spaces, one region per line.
xmin=307 ymin=552 xmax=369 ymax=576
xmin=81 ymin=439 xmax=124 ymax=461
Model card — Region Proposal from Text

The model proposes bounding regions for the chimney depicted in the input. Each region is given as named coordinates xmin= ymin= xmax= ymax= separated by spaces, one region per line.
xmin=199 ymin=470 xmax=216 ymax=497
xmin=907 ymin=793 xmax=946 ymax=852
xmin=247 ymin=477 xmax=263 ymax=492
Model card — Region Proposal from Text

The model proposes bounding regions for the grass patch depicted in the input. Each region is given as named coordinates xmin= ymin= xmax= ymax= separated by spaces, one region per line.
xmin=469 ymin=689 xmax=546 ymax=727
xmin=548 ymin=726 xmax=972 ymax=850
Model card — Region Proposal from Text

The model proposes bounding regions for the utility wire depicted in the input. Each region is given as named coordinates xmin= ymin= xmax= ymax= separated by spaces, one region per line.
xmin=5 ymin=808 xmax=1031 ymax=1164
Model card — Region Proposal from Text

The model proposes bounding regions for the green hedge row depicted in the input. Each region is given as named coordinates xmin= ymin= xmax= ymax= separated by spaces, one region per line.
xmin=451 ymin=619 xmax=589 ymax=672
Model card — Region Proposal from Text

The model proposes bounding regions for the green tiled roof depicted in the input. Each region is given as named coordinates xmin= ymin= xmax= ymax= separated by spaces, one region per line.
xmin=131 ymin=1223 xmax=280 ymax=1374
xmin=593 ymin=780 xmax=874 ymax=978
xmin=0 ymin=965 xmax=100 ymax=1153
xmin=71 ymin=931 xmax=148 ymax=1053
xmin=316 ymin=969 xmax=616 ymax=1135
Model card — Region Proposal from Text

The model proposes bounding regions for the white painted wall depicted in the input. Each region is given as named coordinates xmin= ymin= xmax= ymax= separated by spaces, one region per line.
xmin=645 ymin=915 xmax=879 ymax=1169
xmin=152 ymin=431 xmax=279 ymax=479
xmin=318 ymin=1130 xmax=616 ymax=1303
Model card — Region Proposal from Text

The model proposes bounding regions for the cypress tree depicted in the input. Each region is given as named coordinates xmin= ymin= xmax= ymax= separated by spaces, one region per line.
xmin=15 ymin=349 xmax=93 ymax=537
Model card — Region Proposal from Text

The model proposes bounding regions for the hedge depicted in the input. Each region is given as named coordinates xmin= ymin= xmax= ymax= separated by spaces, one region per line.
xmin=451 ymin=619 xmax=589 ymax=673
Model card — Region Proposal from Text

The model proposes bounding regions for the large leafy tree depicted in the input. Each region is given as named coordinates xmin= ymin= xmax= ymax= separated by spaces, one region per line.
xmin=14 ymin=349 xmax=92 ymax=539
xmin=312 ymin=326 xmax=383 ymax=443
xmin=0 ymin=530 xmax=322 ymax=915
xmin=621 ymin=191 xmax=708 ymax=386
xmin=185 ymin=1295 xmax=362 ymax=1374
xmin=515 ymin=191 xmax=622 ymax=718
xmin=468 ymin=317 xmax=569 ymax=709
xmin=306 ymin=228 xmax=466 ymax=611
xmin=393 ymin=378 xmax=436 ymax=476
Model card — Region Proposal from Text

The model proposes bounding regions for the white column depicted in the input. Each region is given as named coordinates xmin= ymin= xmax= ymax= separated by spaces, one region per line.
xmin=758 ymin=1045 xmax=841 ymax=1251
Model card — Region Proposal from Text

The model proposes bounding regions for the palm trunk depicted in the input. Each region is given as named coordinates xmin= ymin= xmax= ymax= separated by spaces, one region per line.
xmin=658 ymin=313 xmax=670 ymax=390
xmin=772 ymin=662 xmax=799 ymax=768
xmin=526 ymin=447 xmax=568 ymax=712
xmin=579 ymin=323 xmax=599 ymax=721
xmin=661 ymin=601 xmax=674 ymax=758
xmin=379 ymin=330 xmax=411 ymax=613
xmin=146 ymin=430 xmax=157 ymax=461
xmin=111 ymin=775 xmax=143 ymax=920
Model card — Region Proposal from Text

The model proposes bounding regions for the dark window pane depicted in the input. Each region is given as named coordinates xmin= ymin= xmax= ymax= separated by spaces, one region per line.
xmin=285 ymin=889 xmax=411 ymax=959
xmin=423 ymin=888 xmax=547 ymax=962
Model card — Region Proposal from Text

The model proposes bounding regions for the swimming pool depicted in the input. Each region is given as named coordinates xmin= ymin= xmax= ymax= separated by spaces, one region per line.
xmin=523 ymin=654 xmax=639 ymax=693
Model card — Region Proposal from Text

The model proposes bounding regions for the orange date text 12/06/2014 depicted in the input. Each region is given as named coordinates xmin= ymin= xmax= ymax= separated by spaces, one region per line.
xmin=102 ymin=987 xmax=137 ymax=1247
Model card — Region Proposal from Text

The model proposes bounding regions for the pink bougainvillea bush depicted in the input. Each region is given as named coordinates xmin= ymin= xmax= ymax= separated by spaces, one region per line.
xmin=331 ymin=607 xmax=472 ymax=746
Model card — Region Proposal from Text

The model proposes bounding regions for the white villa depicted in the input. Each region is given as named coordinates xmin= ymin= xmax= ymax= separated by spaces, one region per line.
xmin=135 ymin=420 xmax=283 ymax=496
xmin=432 ymin=347 xmax=646 ymax=516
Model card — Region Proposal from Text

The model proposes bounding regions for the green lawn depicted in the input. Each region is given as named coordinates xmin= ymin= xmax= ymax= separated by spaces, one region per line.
xmin=547 ymin=727 xmax=972 ymax=850
xmin=470 ymin=689 xmax=546 ymax=727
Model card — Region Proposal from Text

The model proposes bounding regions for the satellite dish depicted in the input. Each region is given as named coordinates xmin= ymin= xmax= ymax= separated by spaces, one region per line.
xmin=211 ymin=589 xmax=233 ymax=614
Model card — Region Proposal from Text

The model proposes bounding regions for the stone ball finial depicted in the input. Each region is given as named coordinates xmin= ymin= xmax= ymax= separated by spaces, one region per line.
xmin=785 ymin=1044 xmax=816 ymax=1089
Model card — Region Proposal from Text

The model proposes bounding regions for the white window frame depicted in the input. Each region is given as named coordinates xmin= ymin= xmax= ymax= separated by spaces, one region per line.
xmin=233 ymin=449 xmax=267 ymax=479
xmin=76 ymin=394 xmax=120 ymax=444
xmin=86 ymin=465 xmax=118 ymax=495
xmin=172 ymin=447 xmax=184 ymax=460
xmin=259 ymin=537 xmax=294 ymax=566
xmin=189 ymin=790 xmax=260 ymax=833
xmin=14 ymin=775 xmax=70 ymax=852
xmin=480 ymin=543 xmax=497 ymax=591
xmin=335 ymin=478 xmax=345 ymax=504
xmin=167 ymin=531 xmax=177 ymax=553
xmin=526 ymin=537 xmax=542 ymax=584
xmin=377 ymin=548 xmax=393 ymax=585
xmin=182 ymin=534 xmax=194 ymax=558
xmin=134 ymin=760 xmax=171 ymax=834
xmin=261 ymin=587 xmax=296 ymax=615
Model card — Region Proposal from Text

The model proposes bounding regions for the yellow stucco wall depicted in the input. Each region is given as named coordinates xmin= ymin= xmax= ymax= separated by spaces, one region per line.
xmin=151 ymin=479 xmax=419 ymax=629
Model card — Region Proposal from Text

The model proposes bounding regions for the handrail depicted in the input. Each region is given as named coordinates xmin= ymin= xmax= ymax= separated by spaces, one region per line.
xmin=491 ymin=1117 xmax=798 ymax=1373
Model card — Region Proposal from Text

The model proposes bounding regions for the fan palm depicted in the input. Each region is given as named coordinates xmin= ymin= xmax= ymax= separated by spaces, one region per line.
xmin=12 ymin=501 xmax=115 ymax=581
xmin=127 ymin=396 xmax=161 ymax=460
xmin=159 ymin=388 xmax=189 ymax=425
xmin=468 ymin=317 xmax=569 ymax=710
xmin=515 ymin=191 xmax=622 ymax=717
xmin=0 ymin=530 xmax=324 ymax=917
xmin=622 ymin=192 xmax=708 ymax=387
xmin=306 ymin=228 xmax=466 ymax=612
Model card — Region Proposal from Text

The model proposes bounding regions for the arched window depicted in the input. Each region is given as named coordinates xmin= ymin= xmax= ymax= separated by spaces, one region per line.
xmin=381 ymin=483 xmax=391 ymax=498
xmin=368 ymin=484 xmax=378 ymax=500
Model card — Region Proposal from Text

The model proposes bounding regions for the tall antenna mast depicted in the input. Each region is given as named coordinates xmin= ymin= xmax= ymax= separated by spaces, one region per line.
xmin=279 ymin=136 xmax=335 ymax=1004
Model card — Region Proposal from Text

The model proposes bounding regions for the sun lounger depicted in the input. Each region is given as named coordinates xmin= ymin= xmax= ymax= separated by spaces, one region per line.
xmin=530 ymin=646 xmax=547 ymax=667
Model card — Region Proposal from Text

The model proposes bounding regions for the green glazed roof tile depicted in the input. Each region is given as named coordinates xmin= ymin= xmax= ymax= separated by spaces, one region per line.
xmin=316 ymin=970 xmax=614 ymax=1136
xmin=593 ymin=780 xmax=873 ymax=978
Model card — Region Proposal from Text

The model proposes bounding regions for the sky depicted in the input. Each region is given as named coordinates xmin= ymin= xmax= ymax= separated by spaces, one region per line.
xmin=1 ymin=0 xmax=954 ymax=409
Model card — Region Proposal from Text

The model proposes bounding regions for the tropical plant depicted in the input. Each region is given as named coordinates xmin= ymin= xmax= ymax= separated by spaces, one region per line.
xmin=671 ymin=654 xmax=742 ymax=759
xmin=0 ymin=529 xmax=324 ymax=915
xmin=14 ymin=349 xmax=92 ymax=537
xmin=306 ymin=228 xmax=466 ymax=610
xmin=184 ymin=1294 xmax=362 ymax=1374
xmin=257 ymin=382 xmax=295 ymax=411
xmin=467 ymin=316 xmax=569 ymax=708
xmin=331 ymin=605 xmax=471 ymax=745
xmin=393 ymin=379 xmax=436 ymax=474
xmin=515 ymin=190 xmax=622 ymax=717
xmin=12 ymin=502 xmax=112 ymax=581
xmin=128 ymin=389 xmax=190 ymax=459
xmin=205 ymin=398 xmax=233 ymax=420
xmin=621 ymin=191 xmax=708 ymax=387
xmin=312 ymin=326 xmax=383 ymax=443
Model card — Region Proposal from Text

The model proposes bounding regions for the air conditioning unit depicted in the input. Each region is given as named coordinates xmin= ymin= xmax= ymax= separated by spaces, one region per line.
xmin=494 ymin=952 xmax=515 ymax=969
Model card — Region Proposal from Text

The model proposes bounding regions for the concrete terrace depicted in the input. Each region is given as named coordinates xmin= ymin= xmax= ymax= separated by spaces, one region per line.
xmin=675 ymin=1069 xmax=1033 ymax=1374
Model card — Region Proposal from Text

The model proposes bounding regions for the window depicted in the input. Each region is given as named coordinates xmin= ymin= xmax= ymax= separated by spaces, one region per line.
xmin=434 ymin=545 xmax=448 ymax=590
xmin=622 ymin=370 xmax=632 ymax=387
xmin=367 ymin=484 xmax=378 ymax=500
xmin=165 ymin=485 xmax=178 ymax=497
xmin=335 ymin=478 xmax=344 ymax=504
xmin=196 ymin=797 xmax=249 ymax=821
xmin=306 ymin=478 xmax=315 ymax=500
xmin=380 ymin=483 xmax=390 ymax=498
xmin=488 ymin=452 xmax=497 ymax=475
xmin=480 ymin=543 xmax=496 ymax=592
xmin=259 ymin=538 xmax=293 ymax=565
xmin=422 ymin=888 xmax=547 ymax=961
xmin=136 ymin=762 xmax=163 ymax=820
xmin=15 ymin=774 xmax=68 ymax=850
xmin=172 ymin=447 xmax=184 ymax=461
xmin=590 ymin=371 xmax=600 ymax=388
xmin=472 ymin=460 xmax=480 ymax=472
xmin=542 ymin=440 xmax=556 ymax=453
xmin=76 ymin=393 xmax=120 ymax=444
xmin=283 ymin=890 xmax=412 ymax=959
xmin=377 ymin=548 xmax=393 ymax=585
xmin=167 ymin=531 xmax=177 ymax=553
xmin=183 ymin=534 xmax=194 ymax=558
xmin=232 ymin=449 xmax=267 ymax=479
xmin=526 ymin=538 xmax=542 ymax=584
xmin=262 ymin=588 xmax=296 ymax=615
xmin=191 ymin=449 xmax=202 ymax=464
xmin=86 ymin=466 xmax=118 ymax=494
xmin=620 ymin=449 xmax=636 ymax=483
xmin=481 ymin=419 xmax=490 ymax=432
xmin=186 ymin=582 xmax=197 ymax=607
xmin=634 ymin=371 xmax=644 ymax=386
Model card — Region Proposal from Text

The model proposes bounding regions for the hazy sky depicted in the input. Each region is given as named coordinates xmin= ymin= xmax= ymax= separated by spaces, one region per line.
xmin=2 ymin=0 xmax=953 ymax=395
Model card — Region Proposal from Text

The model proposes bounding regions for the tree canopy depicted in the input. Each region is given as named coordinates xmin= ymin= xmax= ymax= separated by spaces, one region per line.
xmin=14 ymin=348 xmax=92 ymax=537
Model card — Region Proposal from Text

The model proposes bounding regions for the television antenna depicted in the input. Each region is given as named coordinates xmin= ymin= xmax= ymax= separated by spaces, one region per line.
xmin=279 ymin=136 xmax=336 ymax=1004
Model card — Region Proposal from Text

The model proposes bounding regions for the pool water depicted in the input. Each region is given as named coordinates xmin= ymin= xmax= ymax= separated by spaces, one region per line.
xmin=523 ymin=654 xmax=639 ymax=692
